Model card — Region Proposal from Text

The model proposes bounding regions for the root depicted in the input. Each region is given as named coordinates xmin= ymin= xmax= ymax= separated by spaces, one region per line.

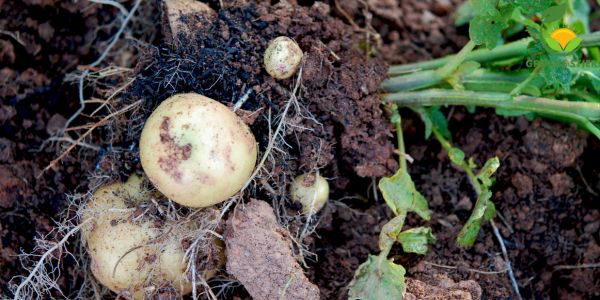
xmin=10 ymin=219 xmax=91 ymax=300
xmin=38 ymin=100 xmax=142 ymax=177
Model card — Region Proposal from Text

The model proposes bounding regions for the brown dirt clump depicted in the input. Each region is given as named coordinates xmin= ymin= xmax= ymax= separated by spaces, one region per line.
xmin=405 ymin=272 xmax=482 ymax=300
xmin=224 ymin=199 xmax=320 ymax=300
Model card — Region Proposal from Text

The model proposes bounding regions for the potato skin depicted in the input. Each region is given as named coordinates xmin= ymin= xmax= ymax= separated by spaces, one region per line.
xmin=139 ymin=93 xmax=258 ymax=208
xmin=81 ymin=180 xmax=194 ymax=299
xmin=290 ymin=173 xmax=329 ymax=214
xmin=264 ymin=36 xmax=303 ymax=80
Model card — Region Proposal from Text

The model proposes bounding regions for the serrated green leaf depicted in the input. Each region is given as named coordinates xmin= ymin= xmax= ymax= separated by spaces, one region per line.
xmin=457 ymin=190 xmax=493 ymax=248
xmin=448 ymin=147 xmax=466 ymax=165
xmin=348 ymin=255 xmax=406 ymax=300
xmin=540 ymin=57 xmax=573 ymax=91
xmin=397 ymin=227 xmax=436 ymax=255
xmin=469 ymin=16 xmax=507 ymax=48
xmin=564 ymin=37 xmax=582 ymax=52
xmin=379 ymin=170 xmax=432 ymax=220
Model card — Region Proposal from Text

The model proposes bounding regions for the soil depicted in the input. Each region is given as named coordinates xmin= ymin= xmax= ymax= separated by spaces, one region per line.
xmin=1 ymin=0 xmax=599 ymax=299
xmin=0 ymin=0 xmax=123 ymax=293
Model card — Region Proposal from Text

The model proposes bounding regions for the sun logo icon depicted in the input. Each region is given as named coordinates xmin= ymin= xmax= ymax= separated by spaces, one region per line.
xmin=544 ymin=28 xmax=582 ymax=53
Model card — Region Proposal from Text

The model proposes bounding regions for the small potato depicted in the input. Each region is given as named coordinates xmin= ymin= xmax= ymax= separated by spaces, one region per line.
xmin=139 ymin=93 xmax=258 ymax=208
xmin=264 ymin=36 xmax=303 ymax=80
xmin=290 ymin=173 xmax=329 ymax=214
xmin=81 ymin=176 xmax=221 ymax=299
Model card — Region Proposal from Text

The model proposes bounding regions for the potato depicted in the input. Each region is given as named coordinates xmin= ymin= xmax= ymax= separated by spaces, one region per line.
xmin=81 ymin=175 xmax=221 ymax=299
xmin=139 ymin=93 xmax=258 ymax=208
xmin=264 ymin=36 xmax=303 ymax=80
xmin=290 ymin=173 xmax=329 ymax=214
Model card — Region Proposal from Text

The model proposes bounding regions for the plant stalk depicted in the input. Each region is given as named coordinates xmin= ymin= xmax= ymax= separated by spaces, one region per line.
xmin=388 ymin=32 xmax=600 ymax=76
xmin=382 ymin=41 xmax=476 ymax=92
xmin=384 ymin=89 xmax=600 ymax=120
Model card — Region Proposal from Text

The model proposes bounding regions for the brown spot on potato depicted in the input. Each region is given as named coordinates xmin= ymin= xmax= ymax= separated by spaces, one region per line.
xmin=224 ymin=144 xmax=235 ymax=171
xmin=158 ymin=116 xmax=193 ymax=182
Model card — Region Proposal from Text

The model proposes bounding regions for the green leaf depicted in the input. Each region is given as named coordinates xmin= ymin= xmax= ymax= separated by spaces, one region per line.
xmin=412 ymin=107 xmax=433 ymax=139
xmin=540 ymin=56 xmax=573 ymax=91
xmin=513 ymin=0 xmax=555 ymax=16
xmin=457 ymin=156 xmax=500 ymax=248
xmin=456 ymin=190 xmax=493 ymax=248
xmin=471 ymin=0 xmax=499 ymax=16
xmin=477 ymin=157 xmax=500 ymax=187
xmin=430 ymin=109 xmax=452 ymax=140
xmin=469 ymin=16 xmax=507 ymax=48
xmin=348 ymin=255 xmax=406 ymax=300
xmin=378 ymin=214 xmax=407 ymax=253
xmin=379 ymin=169 xmax=432 ymax=220
xmin=448 ymin=147 xmax=466 ymax=165
xmin=397 ymin=227 xmax=436 ymax=255
xmin=542 ymin=4 xmax=567 ymax=23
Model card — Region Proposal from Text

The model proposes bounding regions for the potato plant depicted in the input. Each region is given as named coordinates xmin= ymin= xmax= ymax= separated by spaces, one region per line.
xmin=139 ymin=93 xmax=258 ymax=208
xmin=351 ymin=1 xmax=600 ymax=298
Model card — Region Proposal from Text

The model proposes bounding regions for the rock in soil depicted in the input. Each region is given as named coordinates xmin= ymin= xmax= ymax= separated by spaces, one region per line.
xmin=224 ymin=199 xmax=320 ymax=300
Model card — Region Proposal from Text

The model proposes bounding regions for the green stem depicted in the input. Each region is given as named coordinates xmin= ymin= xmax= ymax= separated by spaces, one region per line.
xmin=388 ymin=38 xmax=532 ymax=76
xmin=389 ymin=32 xmax=600 ymax=76
xmin=431 ymin=127 xmax=481 ymax=195
xmin=384 ymin=89 xmax=600 ymax=121
xmin=391 ymin=105 xmax=407 ymax=171
xmin=382 ymin=41 xmax=476 ymax=92
xmin=509 ymin=65 xmax=541 ymax=96
xmin=436 ymin=41 xmax=477 ymax=78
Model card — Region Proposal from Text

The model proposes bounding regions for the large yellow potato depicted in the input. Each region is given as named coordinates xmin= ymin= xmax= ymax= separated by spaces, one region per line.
xmin=81 ymin=176 xmax=221 ymax=299
xmin=139 ymin=93 xmax=258 ymax=208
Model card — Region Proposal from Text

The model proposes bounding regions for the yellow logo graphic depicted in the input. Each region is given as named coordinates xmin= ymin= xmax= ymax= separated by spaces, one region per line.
xmin=544 ymin=28 xmax=582 ymax=53
xmin=550 ymin=28 xmax=577 ymax=50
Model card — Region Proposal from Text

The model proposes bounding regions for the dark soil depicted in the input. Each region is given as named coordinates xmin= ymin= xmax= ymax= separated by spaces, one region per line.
xmin=1 ymin=0 xmax=599 ymax=299
xmin=0 ymin=0 xmax=123 ymax=293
